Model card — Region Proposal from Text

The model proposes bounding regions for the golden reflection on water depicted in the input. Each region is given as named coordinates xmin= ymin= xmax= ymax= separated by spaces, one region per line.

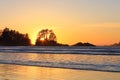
xmin=0 ymin=53 xmax=120 ymax=65
xmin=25 ymin=53 xmax=120 ymax=65
xmin=0 ymin=64 xmax=120 ymax=80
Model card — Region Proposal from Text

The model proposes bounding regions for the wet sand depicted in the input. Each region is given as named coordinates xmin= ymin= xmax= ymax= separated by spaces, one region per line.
xmin=0 ymin=64 xmax=120 ymax=80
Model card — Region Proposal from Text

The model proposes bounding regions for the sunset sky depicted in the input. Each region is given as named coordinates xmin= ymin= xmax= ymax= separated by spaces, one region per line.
xmin=0 ymin=0 xmax=120 ymax=45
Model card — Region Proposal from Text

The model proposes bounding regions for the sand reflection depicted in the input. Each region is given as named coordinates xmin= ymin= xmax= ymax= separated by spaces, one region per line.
xmin=0 ymin=64 xmax=120 ymax=80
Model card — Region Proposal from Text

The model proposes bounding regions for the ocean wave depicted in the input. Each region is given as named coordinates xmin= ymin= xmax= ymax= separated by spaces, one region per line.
xmin=0 ymin=59 xmax=120 ymax=72
xmin=0 ymin=46 xmax=120 ymax=72
xmin=0 ymin=46 xmax=120 ymax=55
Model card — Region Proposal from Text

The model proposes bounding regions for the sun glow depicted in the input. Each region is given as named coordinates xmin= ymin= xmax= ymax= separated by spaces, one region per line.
xmin=40 ymin=38 xmax=45 ymax=41
xmin=1 ymin=0 xmax=119 ymax=46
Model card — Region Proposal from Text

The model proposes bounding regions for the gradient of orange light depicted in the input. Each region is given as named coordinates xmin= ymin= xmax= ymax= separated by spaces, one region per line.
xmin=0 ymin=1 xmax=120 ymax=46
xmin=1 ymin=22 xmax=119 ymax=46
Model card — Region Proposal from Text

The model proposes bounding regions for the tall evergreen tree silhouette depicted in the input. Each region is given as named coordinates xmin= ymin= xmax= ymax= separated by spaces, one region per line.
xmin=0 ymin=28 xmax=31 ymax=46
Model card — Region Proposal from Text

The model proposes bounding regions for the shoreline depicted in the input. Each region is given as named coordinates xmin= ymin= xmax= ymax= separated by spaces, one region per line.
xmin=0 ymin=63 xmax=120 ymax=73
xmin=0 ymin=64 xmax=120 ymax=80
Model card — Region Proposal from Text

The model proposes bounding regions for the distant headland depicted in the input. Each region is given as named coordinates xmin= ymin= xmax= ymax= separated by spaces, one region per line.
xmin=72 ymin=42 xmax=95 ymax=46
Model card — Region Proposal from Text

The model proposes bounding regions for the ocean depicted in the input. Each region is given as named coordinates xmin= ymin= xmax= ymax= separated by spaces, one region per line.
xmin=0 ymin=46 xmax=120 ymax=72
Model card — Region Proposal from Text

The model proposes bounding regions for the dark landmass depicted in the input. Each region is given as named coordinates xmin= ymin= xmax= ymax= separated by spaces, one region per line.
xmin=111 ymin=42 xmax=120 ymax=46
xmin=0 ymin=28 xmax=31 ymax=46
xmin=0 ymin=28 xmax=96 ymax=46
xmin=72 ymin=42 xmax=95 ymax=46
xmin=35 ymin=40 xmax=69 ymax=46
xmin=35 ymin=29 xmax=69 ymax=46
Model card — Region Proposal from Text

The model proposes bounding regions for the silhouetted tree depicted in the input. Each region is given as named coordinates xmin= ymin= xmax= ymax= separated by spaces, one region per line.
xmin=0 ymin=28 xmax=31 ymax=46
xmin=35 ymin=29 xmax=58 ymax=46
xmin=35 ymin=29 xmax=69 ymax=46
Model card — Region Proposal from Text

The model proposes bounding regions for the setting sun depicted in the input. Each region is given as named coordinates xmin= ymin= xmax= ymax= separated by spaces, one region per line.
xmin=40 ymin=38 xmax=45 ymax=41
xmin=0 ymin=0 xmax=120 ymax=80
xmin=0 ymin=0 xmax=120 ymax=46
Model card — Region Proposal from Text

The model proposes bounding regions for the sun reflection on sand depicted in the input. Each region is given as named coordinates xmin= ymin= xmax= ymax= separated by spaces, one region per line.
xmin=0 ymin=64 xmax=120 ymax=80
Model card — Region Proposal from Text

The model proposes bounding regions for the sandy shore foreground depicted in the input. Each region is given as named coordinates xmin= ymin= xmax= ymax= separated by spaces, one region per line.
xmin=0 ymin=64 xmax=120 ymax=80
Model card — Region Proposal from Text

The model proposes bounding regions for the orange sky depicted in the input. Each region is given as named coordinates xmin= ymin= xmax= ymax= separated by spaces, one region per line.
xmin=0 ymin=0 xmax=120 ymax=45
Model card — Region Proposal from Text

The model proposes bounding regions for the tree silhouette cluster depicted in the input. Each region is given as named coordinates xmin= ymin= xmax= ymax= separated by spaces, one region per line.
xmin=35 ymin=29 xmax=62 ymax=46
xmin=0 ymin=28 xmax=31 ymax=46
xmin=37 ymin=29 xmax=57 ymax=41
xmin=0 ymin=28 xmax=96 ymax=46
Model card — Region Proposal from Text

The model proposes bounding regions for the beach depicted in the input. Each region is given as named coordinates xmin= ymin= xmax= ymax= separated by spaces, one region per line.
xmin=0 ymin=64 xmax=120 ymax=80
xmin=0 ymin=46 xmax=120 ymax=80
xmin=0 ymin=0 xmax=120 ymax=79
